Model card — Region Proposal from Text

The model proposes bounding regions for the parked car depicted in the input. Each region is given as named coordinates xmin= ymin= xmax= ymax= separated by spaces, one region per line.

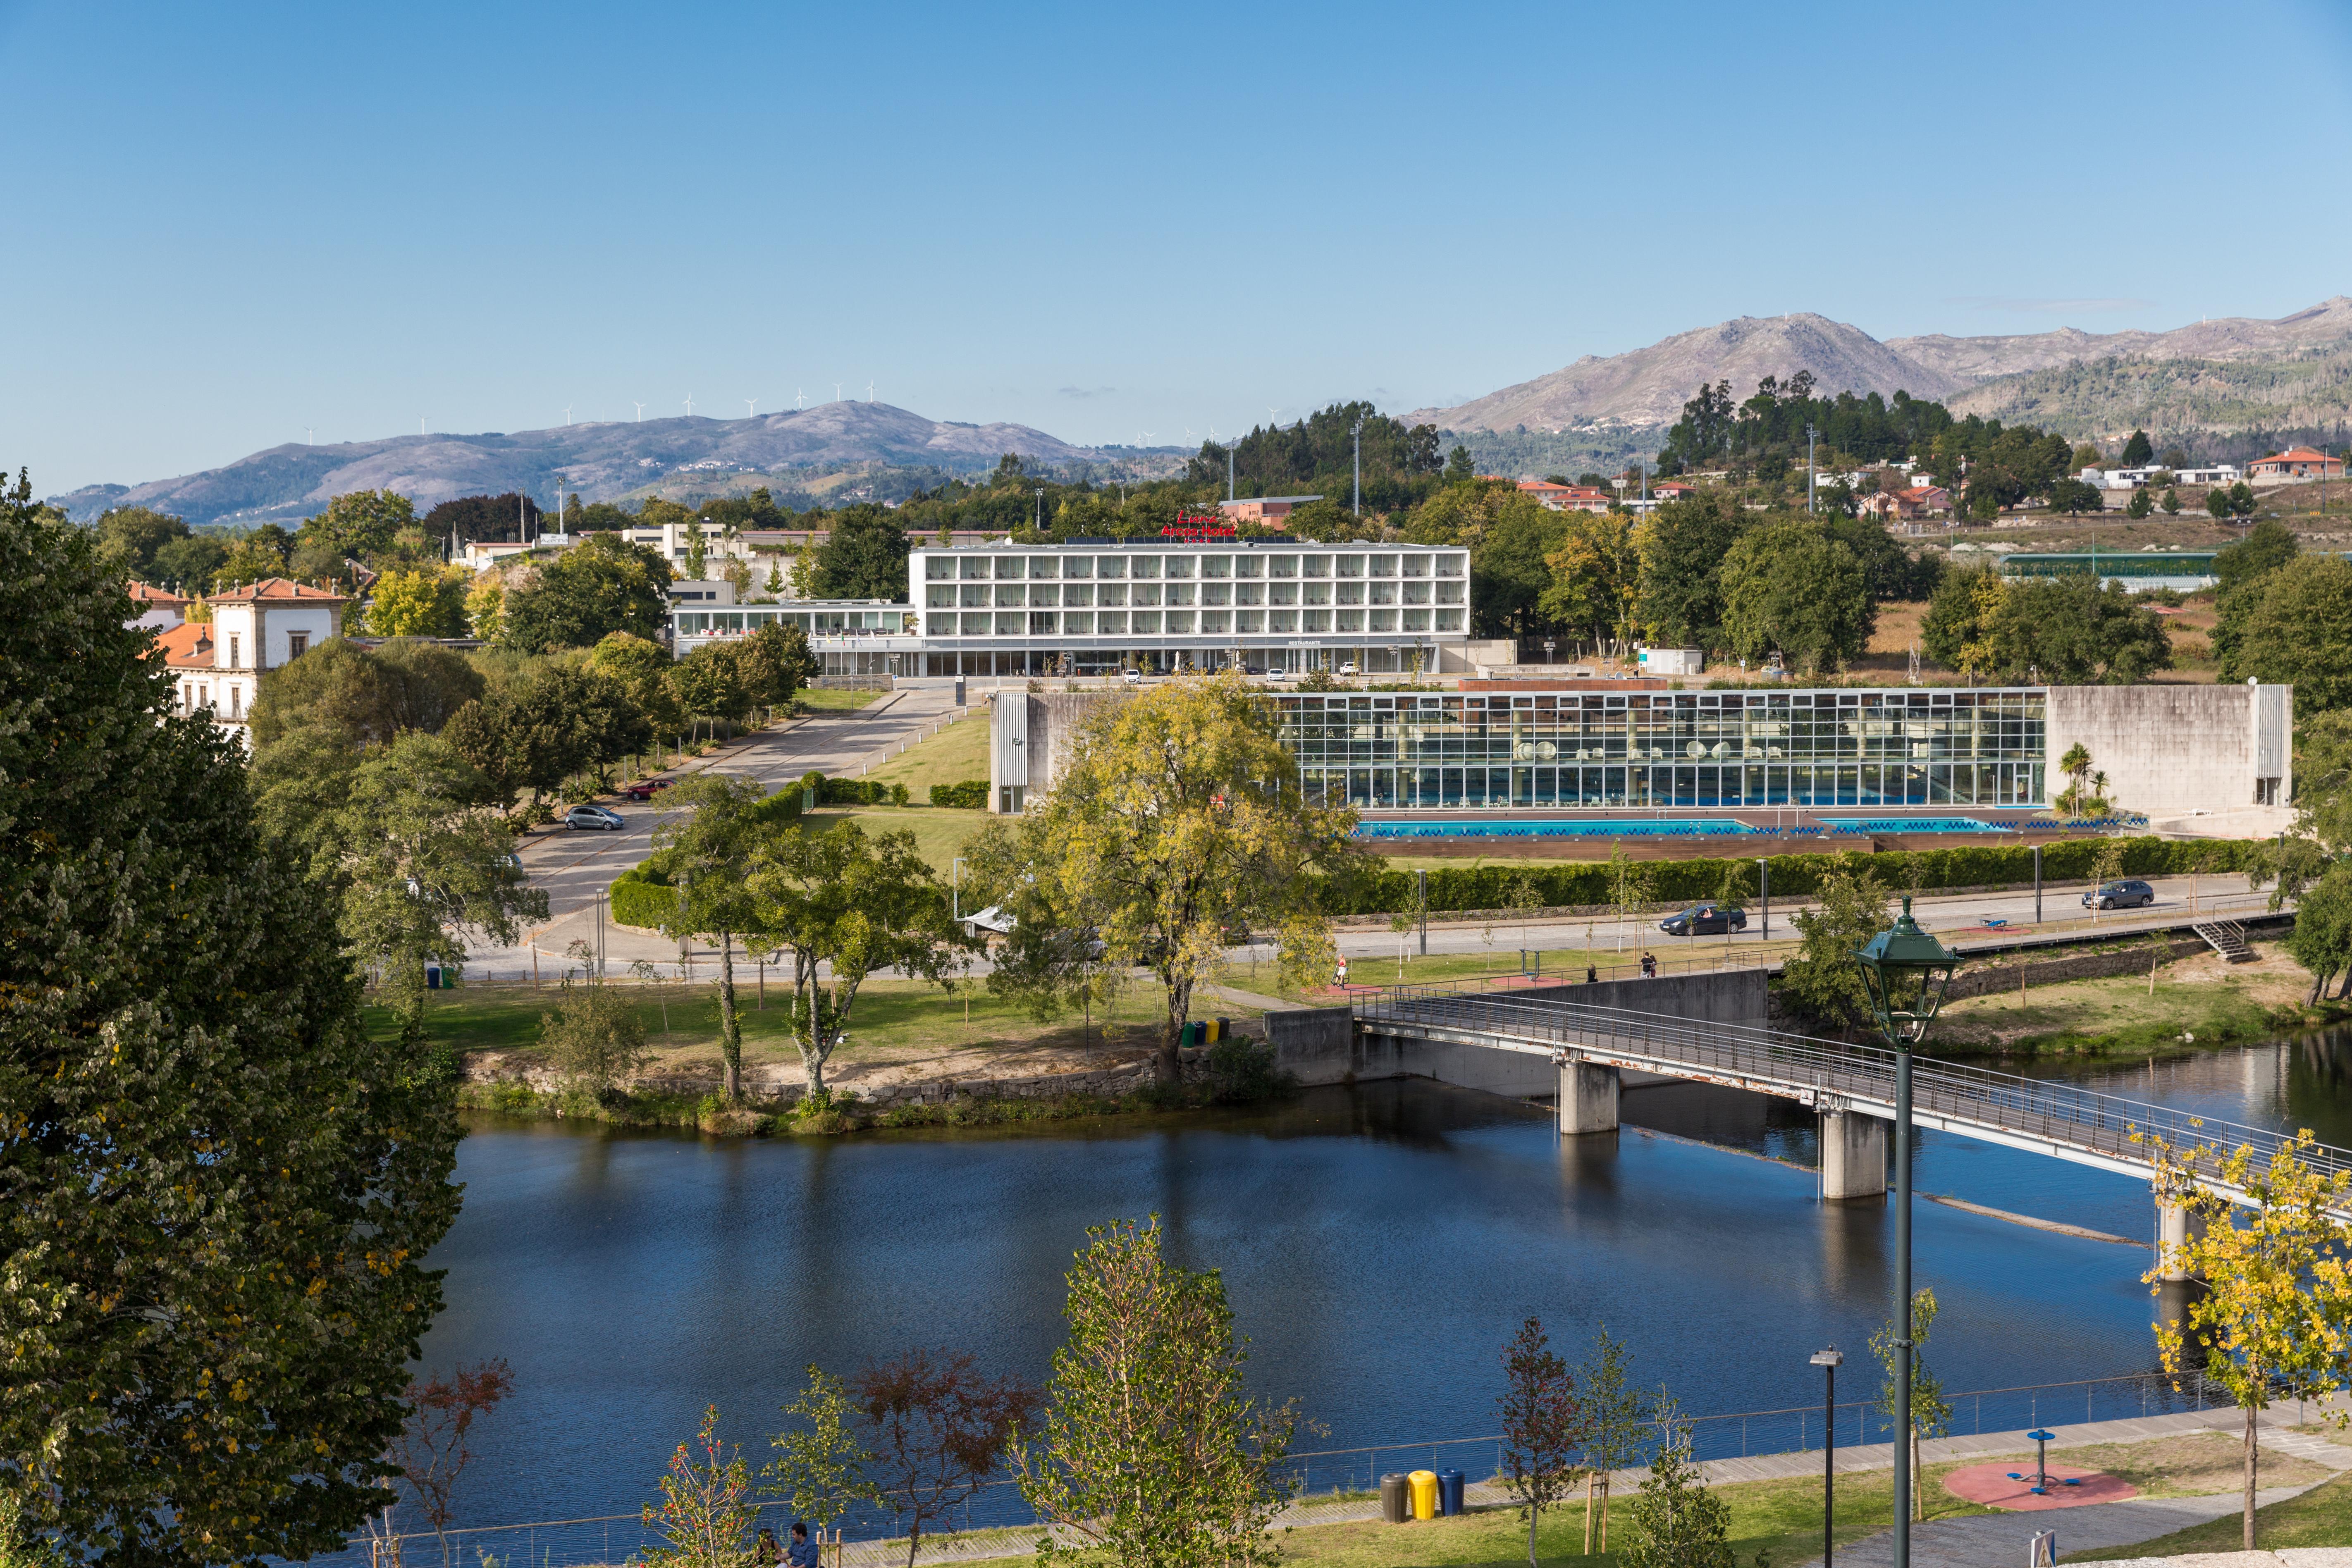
xmin=1239 ymin=663 xmax=1265 ymax=675
xmin=1121 ymin=667 xmax=1143 ymax=685
xmin=1658 ymin=904 xmax=1748 ymax=936
xmin=2083 ymin=878 xmax=2155 ymax=910
xmin=566 ymin=804 xmax=625 ymax=832
xmin=618 ymin=777 xmax=675 ymax=801
xmin=1337 ymin=661 xmax=1359 ymax=676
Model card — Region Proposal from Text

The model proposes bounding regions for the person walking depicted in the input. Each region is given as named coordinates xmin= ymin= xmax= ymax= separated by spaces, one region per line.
xmin=1640 ymin=950 xmax=1657 ymax=979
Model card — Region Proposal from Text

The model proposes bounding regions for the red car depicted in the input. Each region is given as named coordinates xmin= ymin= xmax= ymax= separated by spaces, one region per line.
xmin=618 ymin=777 xmax=676 ymax=802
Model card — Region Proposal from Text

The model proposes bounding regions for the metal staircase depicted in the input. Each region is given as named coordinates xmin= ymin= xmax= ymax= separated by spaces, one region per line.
xmin=2194 ymin=920 xmax=2254 ymax=963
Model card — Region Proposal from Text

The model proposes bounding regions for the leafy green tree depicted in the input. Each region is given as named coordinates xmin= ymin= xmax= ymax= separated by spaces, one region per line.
xmin=1633 ymin=494 xmax=1747 ymax=649
xmin=1824 ymin=514 xmax=1941 ymax=602
xmin=365 ymin=566 xmax=471 ymax=636
xmin=812 ymin=506 xmax=910 ymax=600
xmin=331 ymin=730 xmax=545 ymax=1041
xmin=443 ymin=660 xmax=650 ymax=801
xmin=2047 ymin=477 xmax=2105 ymax=515
xmin=974 ymin=673 xmax=1365 ymax=1081
xmin=1719 ymin=519 xmax=1873 ymax=673
xmin=767 ymin=1368 xmax=880 ymax=1532
xmin=1873 ymin=1288 xmax=1952 ymax=1521
xmin=150 ymin=529 xmax=228 ymax=590
xmin=2120 ymin=428 xmax=2154 ymax=466
xmin=2207 ymin=486 xmax=2233 ymax=520
xmin=1408 ymin=482 xmax=1565 ymax=637
xmin=746 ymin=819 xmax=969 ymax=1095
xmin=1014 ymin=1218 xmax=1301 ymax=1568
xmin=538 ymin=978 xmax=652 ymax=1097
xmin=2231 ymin=554 xmax=2352 ymax=711
xmin=2070 ymin=442 xmax=2104 ymax=470
xmin=1444 ymin=444 xmax=1476 ymax=484
xmin=250 ymin=637 xmax=483 ymax=752
xmin=1776 ymin=865 xmax=1893 ymax=1031
xmin=96 ymin=504 xmax=190 ymax=575
xmin=1990 ymin=577 xmax=2171 ymax=685
xmin=2126 ymin=486 xmax=2155 ymax=518
xmin=1619 ymin=1406 xmax=1733 ymax=1568
xmin=1576 ymin=1327 xmax=1649 ymax=1553
xmin=2161 ymin=486 xmax=2182 ymax=515
xmin=2282 ymin=862 xmax=2352 ymax=1004
xmin=301 ymin=488 xmax=418 ymax=564
xmin=654 ymin=774 xmax=778 ymax=1102
xmin=217 ymin=525 xmax=292 ymax=587
xmin=2228 ymin=480 xmax=2258 ymax=518
xmin=500 ymin=532 xmax=673 ymax=652
xmin=1497 ymin=1317 xmax=1585 ymax=1568
xmin=591 ymin=630 xmax=688 ymax=738
xmin=0 ymin=470 xmax=461 ymax=1564
xmin=735 ymin=619 xmax=817 ymax=711
xmin=2289 ymin=709 xmax=2352 ymax=854
xmin=673 ymin=642 xmax=753 ymax=733
xmin=421 ymin=492 xmax=541 ymax=544
xmin=466 ymin=577 xmax=504 ymax=641
xmin=1920 ymin=564 xmax=2006 ymax=677
xmin=1538 ymin=507 xmax=1641 ymax=657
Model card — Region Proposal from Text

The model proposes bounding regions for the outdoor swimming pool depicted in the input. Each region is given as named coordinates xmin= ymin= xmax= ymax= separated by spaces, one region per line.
xmin=1815 ymin=816 xmax=2018 ymax=834
xmin=1352 ymin=814 xmax=2022 ymax=839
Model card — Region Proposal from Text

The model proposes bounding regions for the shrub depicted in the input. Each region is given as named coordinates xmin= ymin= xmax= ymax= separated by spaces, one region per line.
xmin=888 ymin=782 xmax=910 ymax=807
xmin=930 ymin=778 xmax=990 ymax=809
xmin=1203 ymin=1038 xmax=1292 ymax=1104
xmin=538 ymin=981 xmax=651 ymax=1095
xmin=609 ymin=864 xmax=678 ymax=928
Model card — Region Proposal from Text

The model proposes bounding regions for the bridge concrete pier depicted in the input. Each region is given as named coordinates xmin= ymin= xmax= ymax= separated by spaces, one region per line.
xmin=1820 ymin=1110 xmax=1888 ymax=1200
xmin=1558 ymin=1055 xmax=1620 ymax=1135
xmin=2155 ymin=1197 xmax=2208 ymax=1282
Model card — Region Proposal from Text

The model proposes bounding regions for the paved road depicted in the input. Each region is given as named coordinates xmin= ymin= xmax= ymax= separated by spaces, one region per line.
xmin=467 ymin=687 xmax=962 ymax=978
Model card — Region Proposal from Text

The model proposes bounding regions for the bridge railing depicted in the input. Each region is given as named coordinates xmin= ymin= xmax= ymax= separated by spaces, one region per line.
xmin=1354 ymin=988 xmax=2352 ymax=1186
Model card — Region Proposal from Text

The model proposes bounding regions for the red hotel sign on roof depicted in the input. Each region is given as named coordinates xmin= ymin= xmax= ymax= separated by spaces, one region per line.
xmin=1160 ymin=511 xmax=1238 ymax=538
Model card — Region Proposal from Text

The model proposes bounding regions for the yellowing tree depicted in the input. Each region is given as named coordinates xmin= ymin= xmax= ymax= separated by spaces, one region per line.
xmin=2139 ymin=1129 xmax=2352 ymax=1552
xmin=1538 ymin=508 xmax=1641 ymax=659
xmin=981 ymin=673 xmax=1366 ymax=1081
xmin=365 ymin=566 xmax=470 ymax=637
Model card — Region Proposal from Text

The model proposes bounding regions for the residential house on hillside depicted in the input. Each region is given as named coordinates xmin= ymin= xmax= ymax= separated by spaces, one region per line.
xmin=1860 ymin=486 xmax=1951 ymax=522
xmin=1216 ymin=495 xmax=1323 ymax=524
xmin=1652 ymin=480 xmax=1698 ymax=499
xmin=2246 ymin=447 xmax=2343 ymax=482
xmin=1516 ymin=480 xmax=1614 ymax=513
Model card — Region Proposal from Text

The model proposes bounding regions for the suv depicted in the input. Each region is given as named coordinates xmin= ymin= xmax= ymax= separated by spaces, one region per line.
xmin=566 ymin=804 xmax=625 ymax=832
xmin=2084 ymin=878 xmax=2155 ymax=910
xmin=1658 ymin=904 xmax=1748 ymax=936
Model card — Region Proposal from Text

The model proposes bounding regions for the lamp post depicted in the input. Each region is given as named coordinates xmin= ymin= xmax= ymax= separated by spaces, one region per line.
xmin=1811 ymin=1346 xmax=1843 ymax=1568
xmin=1851 ymin=896 xmax=1962 ymax=1568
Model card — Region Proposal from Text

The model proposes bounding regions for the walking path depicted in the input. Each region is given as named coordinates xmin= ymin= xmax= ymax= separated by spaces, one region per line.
xmin=818 ymin=1405 xmax=2352 ymax=1568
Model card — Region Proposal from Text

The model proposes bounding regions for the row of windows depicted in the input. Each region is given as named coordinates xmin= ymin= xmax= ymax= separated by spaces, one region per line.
xmin=674 ymin=609 xmax=914 ymax=635
xmin=922 ymin=580 xmax=1466 ymax=609
xmin=922 ymin=608 xmax=1469 ymax=638
xmin=1298 ymin=761 xmax=2047 ymax=810
xmin=918 ymin=550 xmax=1468 ymax=582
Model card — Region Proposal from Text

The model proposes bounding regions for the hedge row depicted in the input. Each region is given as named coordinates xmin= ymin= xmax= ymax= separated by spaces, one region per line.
xmin=609 ymin=865 xmax=677 ymax=929
xmin=929 ymin=778 xmax=989 ymax=809
xmin=1320 ymin=835 xmax=2263 ymax=917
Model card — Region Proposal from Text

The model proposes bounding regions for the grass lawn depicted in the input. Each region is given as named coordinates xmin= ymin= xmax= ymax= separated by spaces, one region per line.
xmin=377 ymin=969 xmax=1205 ymax=1078
xmin=1931 ymin=943 xmax=2317 ymax=1055
xmin=2071 ymin=1469 xmax=2352 ymax=1559
xmin=803 ymin=807 xmax=990 ymax=875
xmin=794 ymin=687 xmax=883 ymax=712
xmin=859 ymin=714 xmax=990 ymax=799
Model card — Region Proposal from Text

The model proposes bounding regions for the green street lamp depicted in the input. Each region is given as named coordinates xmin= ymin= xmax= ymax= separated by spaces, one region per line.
xmin=1851 ymin=896 xmax=1960 ymax=1568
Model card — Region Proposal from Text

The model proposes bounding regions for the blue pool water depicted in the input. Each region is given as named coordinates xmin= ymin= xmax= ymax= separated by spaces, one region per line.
xmin=1816 ymin=816 xmax=2018 ymax=835
xmin=1356 ymin=818 xmax=1753 ymax=838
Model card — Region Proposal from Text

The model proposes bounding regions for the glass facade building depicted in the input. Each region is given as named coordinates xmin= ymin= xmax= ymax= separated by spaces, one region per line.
xmin=1274 ymin=686 xmax=2046 ymax=809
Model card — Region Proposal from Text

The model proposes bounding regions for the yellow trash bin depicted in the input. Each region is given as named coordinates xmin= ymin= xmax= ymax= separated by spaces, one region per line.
xmin=1408 ymin=1469 xmax=1438 ymax=1521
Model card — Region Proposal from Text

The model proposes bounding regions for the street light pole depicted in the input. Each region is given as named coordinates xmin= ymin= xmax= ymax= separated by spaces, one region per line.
xmin=1852 ymin=897 xmax=1962 ymax=1568
xmin=1353 ymin=413 xmax=1366 ymax=516
xmin=1812 ymin=1347 xmax=1842 ymax=1568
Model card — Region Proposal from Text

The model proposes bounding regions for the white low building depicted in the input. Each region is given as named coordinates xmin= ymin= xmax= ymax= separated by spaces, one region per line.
xmin=155 ymin=578 xmax=349 ymax=741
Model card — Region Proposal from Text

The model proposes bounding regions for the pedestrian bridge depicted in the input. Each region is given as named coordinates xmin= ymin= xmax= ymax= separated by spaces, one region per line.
xmin=1349 ymin=985 xmax=2352 ymax=1255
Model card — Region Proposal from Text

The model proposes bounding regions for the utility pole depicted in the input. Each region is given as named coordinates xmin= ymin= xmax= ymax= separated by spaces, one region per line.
xmin=1034 ymin=488 xmax=1044 ymax=532
xmin=1228 ymin=442 xmax=1236 ymax=502
xmin=1807 ymin=424 xmax=1819 ymax=513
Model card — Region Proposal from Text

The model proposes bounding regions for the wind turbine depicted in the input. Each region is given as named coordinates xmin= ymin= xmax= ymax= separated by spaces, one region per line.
xmin=683 ymin=394 xmax=695 ymax=416
xmin=305 ymin=427 xmax=314 ymax=444
xmin=1266 ymin=406 xmax=1283 ymax=427
xmin=795 ymin=388 xmax=807 ymax=410
xmin=866 ymin=381 xmax=875 ymax=402
xmin=834 ymin=383 xmax=843 ymax=403
xmin=420 ymin=417 xmax=427 ymax=436
xmin=561 ymin=405 xmax=572 ymax=426
xmin=633 ymin=401 xmax=645 ymax=421
xmin=745 ymin=398 xmax=759 ymax=417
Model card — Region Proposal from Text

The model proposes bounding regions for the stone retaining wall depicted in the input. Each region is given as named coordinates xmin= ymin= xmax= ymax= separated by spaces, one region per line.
xmin=461 ymin=1052 xmax=1160 ymax=1107
xmin=1944 ymin=935 xmax=2218 ymax=999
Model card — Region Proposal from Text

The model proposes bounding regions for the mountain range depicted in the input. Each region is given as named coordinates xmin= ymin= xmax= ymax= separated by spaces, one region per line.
xmin=1406 ymin=299 xmax=2352 ymax=447
xmin=51 ymin=401 xmax=1123 ymax=529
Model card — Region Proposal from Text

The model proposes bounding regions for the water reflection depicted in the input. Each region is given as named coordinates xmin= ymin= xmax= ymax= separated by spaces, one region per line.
xmin=421 ymin=1033 xmax=2352 ymax=1531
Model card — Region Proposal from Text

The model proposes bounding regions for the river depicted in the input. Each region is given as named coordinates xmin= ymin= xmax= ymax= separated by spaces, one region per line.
xmin=414 ymin=1032 xmax=2352 ymax=1537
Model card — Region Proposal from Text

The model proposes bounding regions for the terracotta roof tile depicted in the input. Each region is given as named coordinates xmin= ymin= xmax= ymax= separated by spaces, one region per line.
xmin=208 ymin=576 xmax=351 ymax=604
xmin=153 ymin=621 xmax=215 ymax=669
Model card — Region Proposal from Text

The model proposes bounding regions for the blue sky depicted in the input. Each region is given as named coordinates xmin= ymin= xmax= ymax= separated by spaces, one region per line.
xmin=7 ymin=0 xmax=2350 ymax=494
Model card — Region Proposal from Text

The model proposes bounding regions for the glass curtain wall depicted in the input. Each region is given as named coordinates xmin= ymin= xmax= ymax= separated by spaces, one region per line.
xmin=1277 ymin=688 xmax=2046 ymax=810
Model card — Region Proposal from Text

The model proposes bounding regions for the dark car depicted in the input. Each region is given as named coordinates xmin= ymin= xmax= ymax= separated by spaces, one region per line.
xmin=2083 ymin=878 xmax=2155 ymax=910
xmin=1658 ymin=904 xmax=1748 ymax=937
xmin=566 ymin=804 xmax=625 ymax=832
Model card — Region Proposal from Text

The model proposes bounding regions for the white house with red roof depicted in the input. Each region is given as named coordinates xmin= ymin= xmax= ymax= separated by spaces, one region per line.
xmin=124 ymin=581 xmax=191 ymax=633
xmin=156 ymin=578 xmax=350 ymax=742
xmin=1515 ymin=480 xmax=1614 ymax=513
xmin=2246 ymin=446 xmax=2343 ymax=483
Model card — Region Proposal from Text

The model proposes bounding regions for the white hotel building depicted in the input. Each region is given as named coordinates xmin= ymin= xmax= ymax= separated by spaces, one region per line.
xmin=668 ymin=535 xmax=1476 ymax=678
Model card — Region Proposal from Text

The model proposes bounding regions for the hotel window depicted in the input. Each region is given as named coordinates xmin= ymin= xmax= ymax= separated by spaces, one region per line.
xmin=1301 ymin=554 xmax=1330 ymax=578
xmin=1403 ymin=582 xmax=1431 ymax=605
xmin=1437 ymin=581 xmax=1465 ymax=604
xmin=1201 ymin=555 xmax=1230 ymax=578
xmin=1064 ymin=583 xmax=1094 ymax=607
xmin=1200 ymin=611 xmax=1229 ymax=633
xmin=1163 ymin=556 xmax=1194 ymax=579
xmin=928 ymin=585 xmax=957 ymax=608
xmin=1064 ymin=556 xmax=1093 ymax=578
xmin=1029 ymin=556 xmax=1058 ymax=578
xmin=1303 ymin=609 xmax=1332 ymax=632
xmin=1368 ymin=582 xmax=1395 ymax=605
xmin=1369 ymin=609 xmax=1397 ymax=632
xmin=928 ymin=556 xmax=955 ymax=579
xmin=995 ymin=583 xmax=1024 ymax=607
xmin=1167 ymin=583 xmax=1195 ymax=606
xmin=1369 ymin=554 xmax=1397 ymax=577
xmin=1270 ymin=582 xmax=1298 ymax=606
xmin=1029 ymin=612 xmax=1058 ymax=635
xmin=961 ymin=584 xmax=989 ymax=607
xmin=1437 ymin=554 xmax=1466 ymax=576
xmin=1402 ymin=609 xmax=1432 ymax=632
xmin=1096 ymin=556 xmax=1125 ymax=578
xmin=1130 ymin=555 xmax=1160 ymax=578
xmin=1132 ymin=582 xmax=1162 ymax=606
xmin=1336 ymin=609 xmax=1365 ymax=632
xmin=1303 ymin=581 xmax=1331 ymax=606
xmin=960 ymin=556 xmax=989 ymax=580
xmin=1064 ymin=612 xmax=1094 ymax=634
xmin=1435 ymin=609 xmax=1464 ymax=631
xmin=1335 ymin=554 xmax=1364 ymax=577
xmin=1268 ymin=554 xmax=1298 ymax=577
xmin=1166 ymin=611 xmax=1195 ymax=633
xmin=1097 ymin=611 xmax=1127 ymax=635
xmin=927 ymin=614 xmax=956 ymax=637
xmin=961 ymin=613 xmax=991 ymax=635
xmin=1234 ymin=554 xmax=1263 ymax=578
xmin=994 ymin=556 xmax=1024 ymax=579
xmin=1270 ymin=609 xmax=1299 ymax=632
xmin=1336 ymin=582 xmax=1364 ymax=605
xmin=1235 ymin=582 xmax=1263 ymax=605
xmin=993 ymin=612 xmax=1023 ymax=635
xmin=1400 ymin=554 xmax=1429 ymax=577
xmin=1098 ymin=583 xmax=1127 ymax=606
xmin=1029 ymin=583 xmax=1060 ymax=606
xmin=1237 ymin=610 xmax=1264 ymax=632
xmin=1132 ymin=611 xmax=1162 ymax=633
xmin=1201 ymin=582 xmax=1229 ymax=606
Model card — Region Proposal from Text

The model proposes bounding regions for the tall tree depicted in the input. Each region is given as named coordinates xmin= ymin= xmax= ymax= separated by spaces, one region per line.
xmin=365 ymin=566 xmax=472 ymax=636
xmin=1719 ymin=519 xmax=1873 ymax=673
xmin=2231 ymin=554 xmax=2352 ymax=712
xmin=1633 ymin=494 xmax=1746 ymax=649
xmin=745 ymin=819 xmax=968 ymax=1095
xmin=812 ymin=506 xmax=910 ymax=600
xmin=421 ymin=492 xmax=543 ymax=545
xmin=2143 ymin=1131 xmax=2352 ymax=1552
xmin=851 ymin=1351 xmax=1042 ymax=1568
xmin=0 ymin=470 xmax=462 ymax=1563
xmin=2120 ymin=428 xmax=2155 ymax=466
xmin=1989 ymin=577 xmax=2172 ymax=685
xmin=653 ymin=774 xmax=779 ymax=1102
xmin=1538 ymin=507 xmax=1642 ymax=657
xmin=975 ymin=674 xmax=1364 ymax=1081
xmin=300 ymin=488 xmax=418 ymax=565
xmin=1776 ymin=866 xmax=1893 ymax=1031
xmin=1014 ymin=1218 xmax=1301 ymax=1568
xmin=499 ymin=532 xmax=673 ymax=652
xmin=96 ymin=504 xmax=191 ymax=576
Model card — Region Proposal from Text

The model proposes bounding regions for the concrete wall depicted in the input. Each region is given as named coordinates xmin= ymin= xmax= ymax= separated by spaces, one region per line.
xmin=2045 ymin=683 xmax=2290 ymax=818
xmin=1502 ymin=969 xmax=1772 ymax=1029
